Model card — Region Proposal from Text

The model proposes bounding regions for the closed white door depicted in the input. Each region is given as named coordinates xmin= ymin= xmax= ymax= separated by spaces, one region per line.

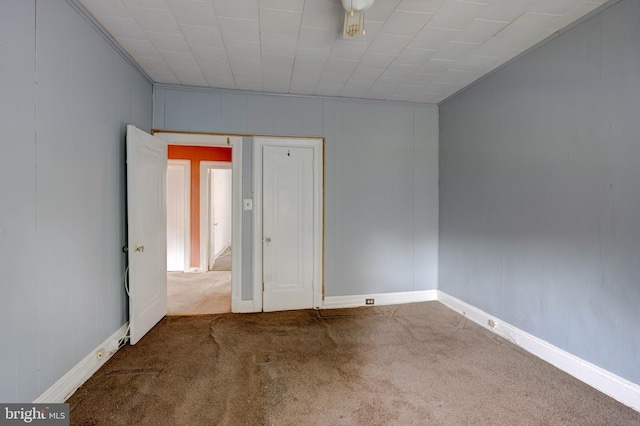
xmin=126 ymin=125 xmax=167 ymax=344
xmin=262 ymin=145 xmax=315 ymax=312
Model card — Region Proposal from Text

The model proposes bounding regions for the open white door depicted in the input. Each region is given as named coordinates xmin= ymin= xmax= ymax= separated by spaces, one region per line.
xmin=126 ymin=125 xmax=168 ymax=344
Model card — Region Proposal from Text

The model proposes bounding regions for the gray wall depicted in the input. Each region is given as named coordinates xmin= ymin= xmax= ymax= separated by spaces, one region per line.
xmin=0 ymin=0 xmax=152 ymax=402
xmin=439 ymin=0 xmax=640 ymax=384
xmin=154 ymin=87 xmax=439 ymax=299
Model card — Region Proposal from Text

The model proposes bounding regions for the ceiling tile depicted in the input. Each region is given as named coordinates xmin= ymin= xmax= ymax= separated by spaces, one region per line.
xmin=116 ymin=37 xmax=158 ymax=57
xmin=496 ymin=12 xmax=562 ymax=39
xmin=260 ymin=8 xmax=303 ymax=36
xmin=367 ymin=34 xmax=412 ymax=56
xmin=229 ymin=57 xmax=262 ymax=74
xmin=180 ymin=25 xmax=224 ymax=48
xmin=380 ymin=11 xmax=433 ymax=37
xmin=167 ymin=0 xmax=216 ymax=27
xmin=159 ymin=50 xmax=198 ymax=68
xmin=122 ymin=0 xmax=170 ymax=10
xmin=428 ymin=0 xmax=487 ymax=30
xmin=301 ymin=0 xmax=343 ymax=32
xmin=260 ymin=0 xmax=304 ymax=12
xmin=298 ymin=27 xmax=338 ymax=49
xmin=350 ymin=66 xmax=384 ymax=83
xmin=395 ymin=47 xmax=437 ymax=66
xmin=364 ymin=0 xmax=402 ymax=22
xmin=329 ymin=41 xmax=366 ymax=61
xmin=410 ymin=26 xmax=459 ymax=50
xmin=396 ymin=0 xmax=448 ymax=14
xmin=225 ymin=40 xmax=261 ymax=59
xmin=526 ymin=0 xmax=587 ymax=15
xmin=452 ymin=18 xmax=510 ymax=44
xmin=295 ymin=48 xmax=331 ymax=66
xmin=382 ymin=63 xmax=420 ymax=79
xmin=217 ymin=17 xmax=260 ymax=42
xmin=292 ymin=63 xmax=324 ymax=81
xmin=98 ymin=16 xmax=147 ymax=40
xmin=191 ymin=46 xmax=228 ymax=64
xmin=146 ymin=31 xmax=190 ymax=52
xmin=261 ymin=33 xmax=299 ymax=57
xmin=418 ymin=58 xmax=457 ymax=74
xmin=477 ymin=0 xmax=537 ymax=22
xmin=262 ymin=53 xmax=295 ymax=70
xmin=323 ymin=58 xmax=359 ymax=74
xmin=212 ymin=0 xmax=259 ymax=20
xmin=431 ymin=41 xmax=479 ymax=61
xmin=127 ymin=7 xmax=180 ymax=33
xmin=358 ymin=52 xmax=396 ymax=69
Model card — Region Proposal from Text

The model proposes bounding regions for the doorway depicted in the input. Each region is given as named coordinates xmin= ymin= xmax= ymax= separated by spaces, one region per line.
xmin=162 ymin=137 xmax=236 ymax=315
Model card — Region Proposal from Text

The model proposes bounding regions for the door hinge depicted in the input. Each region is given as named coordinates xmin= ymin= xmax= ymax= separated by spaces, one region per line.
xmin=262 ymin=282 xmax=265 ymax=292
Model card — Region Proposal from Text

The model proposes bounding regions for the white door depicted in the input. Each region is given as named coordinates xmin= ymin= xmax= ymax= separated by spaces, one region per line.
xmin=211 ymin=168 xmax=232 ymax=262
xmin=126 ymin=125 xmax=167 ymax=345
xmin=258 ymin=141 xmax=321 ymax=312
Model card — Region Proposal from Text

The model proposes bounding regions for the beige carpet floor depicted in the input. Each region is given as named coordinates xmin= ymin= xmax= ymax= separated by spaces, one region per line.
xmin=167 ymin=251 xmax=232 ymax=315
xmin=67 ymin=302 xmax=640 ymax=425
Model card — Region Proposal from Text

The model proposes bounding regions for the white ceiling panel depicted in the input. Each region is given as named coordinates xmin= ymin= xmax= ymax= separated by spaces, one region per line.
xmin=167 ymin=0 xmax=216 ymax=27
xmin=260 ymin=8 xmax=303 ymax=36
xmin=180 ymin=25 xmax=224 ymax=48
xmin=217 ymin=17 xmax=260 ymax=42
xmin=380 ymin=11 xmax=433 ymax=37
xmin=211 ymin=0 xmax=259 ymax=19
xmin=127 ymin=7 xmax=180 ymax=33
xmin=261 ymin=33 xmax=299 ymax=56
xmin=79 ymin=0 xmax=610 ymax=103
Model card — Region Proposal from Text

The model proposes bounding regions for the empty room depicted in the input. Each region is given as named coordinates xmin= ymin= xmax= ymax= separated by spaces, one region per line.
xmin=1 ymin=0 xmax=639 ymax=424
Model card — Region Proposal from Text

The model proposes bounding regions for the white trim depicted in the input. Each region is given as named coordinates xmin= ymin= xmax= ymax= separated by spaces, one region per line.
xmin=323 ymin=290 xmax=438 ymax=309
xmin=167 ymin=160 xmax=190 ymax=272
xmin=230 ymin=139 xmax=243 ymax=313
xmin=34 ymin=323 xmax=129 ymax=403
xmin=199 ymin=161 xmax=232 ymax=272
xmin=253 ymin=137 xmax=324 ymax=312
xmin=155 ymin=132 xmax=243 ymax=313
xmin=437 ymin=291 xmax=640 ymax=412
xmin=232 ymin=298 xmax=255 ymax=313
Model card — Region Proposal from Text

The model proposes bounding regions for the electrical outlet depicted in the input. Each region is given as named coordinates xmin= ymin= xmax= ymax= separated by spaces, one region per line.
xmin=365 ymin=299 xmax=374 ymax=305
xmin=96 ymin=348 xmax=106 ymax=360
xmin=488 ymin=319 xmax=497 ymax=329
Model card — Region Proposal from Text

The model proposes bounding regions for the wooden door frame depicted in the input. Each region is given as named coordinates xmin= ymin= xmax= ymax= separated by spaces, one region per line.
xmin=253 ymin=137 xmax=324 ymax=312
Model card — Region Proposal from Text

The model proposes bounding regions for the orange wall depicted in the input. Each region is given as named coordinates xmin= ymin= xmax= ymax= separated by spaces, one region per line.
xmin=168 ymin=145 xmax=232 ymax=268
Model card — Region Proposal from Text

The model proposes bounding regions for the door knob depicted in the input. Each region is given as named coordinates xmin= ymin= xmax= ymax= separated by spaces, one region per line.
xmin=135 ymin=245 xmax=145 ymax=252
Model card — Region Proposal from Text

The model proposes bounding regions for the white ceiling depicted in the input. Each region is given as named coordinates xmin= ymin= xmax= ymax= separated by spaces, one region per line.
xmin=77 ymin=0 xmax=609 ymax=104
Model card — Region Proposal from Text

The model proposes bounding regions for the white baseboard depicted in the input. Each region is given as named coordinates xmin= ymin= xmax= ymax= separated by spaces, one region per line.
xmin=323 ymin=290 xmax=438 ymax=309
xmin=34 ymin=322 xmax=129 ymax=403
xmin=232 ymin=298 xmax=256 ymax=313
xmin=437 ymin=291 xmax=640 ymax=412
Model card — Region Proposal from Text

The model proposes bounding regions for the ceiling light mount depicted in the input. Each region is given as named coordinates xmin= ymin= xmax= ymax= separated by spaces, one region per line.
xmin=341 ymin=0 xmax=374 ymax=39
